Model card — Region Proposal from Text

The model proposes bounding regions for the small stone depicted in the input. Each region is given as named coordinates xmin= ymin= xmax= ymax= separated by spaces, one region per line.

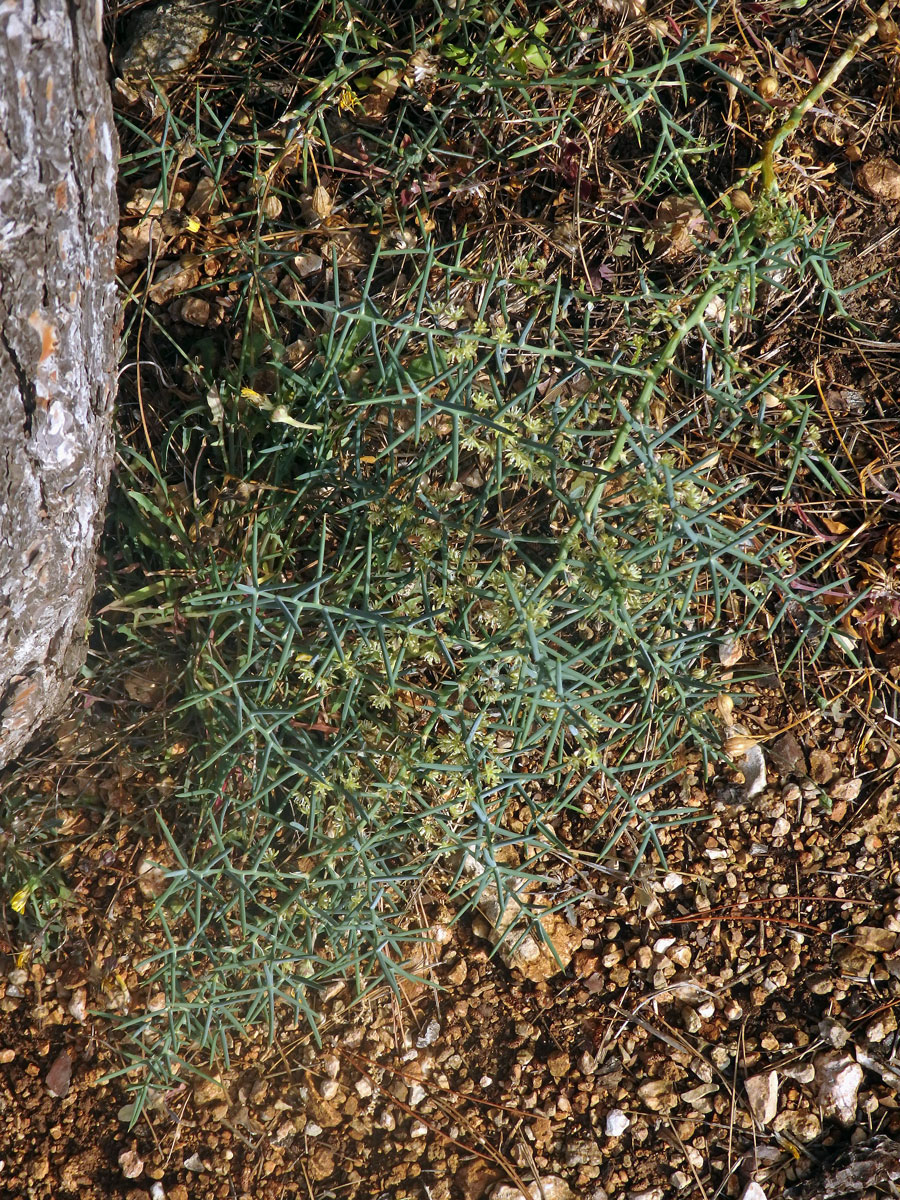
xmin=829 ymin=776 xmax=862 ymax=802
xmin=116 ymin=0 xmax=220 ymax=82
xmin=679 ymin=1005 xmax=702 ymax=1033
xmin=605 ymin=1108 xmax=630 ymax=1137
xmin=193 ymin=1073 xmax=226 ymax=1106
xmin=147 ymin=263 xmax=201 ymax=307
xmin=807 ymin=972 xmax=834 ymax=995
xmin=178 ymin=296 xmax=211 ymax=326
xmin=446 ymin=958 xmax=468 ymax=985
xmin=855 ymin=926 xmax=897 ymax=953
xmin=809 ymin=749 xmax=835 ymax=784
xmin=67 ymin=989 xmax=88 ymax=1023
xmin=782 ymin=1063 xmax=816 ymax=1085
xmin=740 ymin=1184 xmax=767 ymax=1200
xmin=815 ymin=1052 xmax=863 ymax=1126
xmin=857 ymin=157 xmax=900 ymax=201
xmin=548 ymin=1049 xmax=570 ymax=1081
xmin=835 ymin=946 xmax=876 ymax=977
xmin=355 ymin=1078 xmax=373 ymax=1098
xmin=819 ymin=1018 xmax=851 ymax=1048
xmin=719 ymin=634 xmax=743 ymax=667
xmin=46 ymin=1051 xmax=72 ymax=1098
xmin=682 ymin=1083 xmax=717 ymax=1109
xmin=867 ymin=1012 xmax=896 ymax=1043
xmin=322 ymin=1054 xmax=343 ymax=1079
xmin=491 ymin=1177 xmax=572 ymax=1200
xmin=745 ymin=1071 xmax=779 ymax=1125
xmin=410 ymin=1119 xmax=428 ymax=1138
xmin=119 ymin=1149 xmax=144 ymax=1180
xmin=773 ymin=1110 xmax=821 ymax=1141
xmin=309 ymin=1145 xmax=335 ymax=1181
xmin=579 ymin=1051 xmax=596 ymax=1075
xmin=136 ymin=859 xmax=168 ymax=900
xmin=417 ymin=1018 xmax=441 ymax=1047
xmin=769 ymin=733 xmax=806 ymax=778
xmin=638 ymin=1079 xmax=675 ymax=1111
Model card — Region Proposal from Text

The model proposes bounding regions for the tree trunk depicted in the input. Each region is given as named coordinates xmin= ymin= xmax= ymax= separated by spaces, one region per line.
xmin=0 ymin=0 xmax=119 ymax=768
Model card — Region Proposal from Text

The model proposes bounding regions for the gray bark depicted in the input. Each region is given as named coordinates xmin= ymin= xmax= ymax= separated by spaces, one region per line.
xmin=0 ymin=0 xmax=119 ymax=767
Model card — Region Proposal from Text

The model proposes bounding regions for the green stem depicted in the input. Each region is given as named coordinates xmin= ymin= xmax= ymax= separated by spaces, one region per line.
xmin=759 ymin=0 xmax=897 ymax=192
xmin=597 ymin=275 xmax=728 ymax=483
xmin=538 ymin=271 xmax=740 ymax=598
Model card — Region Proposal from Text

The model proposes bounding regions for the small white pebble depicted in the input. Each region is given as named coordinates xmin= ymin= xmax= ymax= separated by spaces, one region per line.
xmin=321 ymin=1054 xmax=340 ymax=1079
xmin=355 ymin=1077 xmax=374 ymax=1098
xmin=417 ymin=1019 xmax=441 ymax=1048
xmin=305 ymin=1123 xmax=322 ymax=1137
xmin=67 ymin=989 xmax=88 ymax=1023
xmin=740 ymin=1183 xmax=767 ymax=1200
xmin=605 ymin=1108 xmax=630 ymax=1137
xmin=408 ymin=1083 xmax=426 ymax=1107
xmin=480 ymin=1075 xmax=494 ymax=1088
xmin=579 ymin=1051 xmax=596 ymax=1075
xmin=150 ymin=1185 xmax=165 ymax=1200
xmin=662 ymin=872 xmax=683 ymax=892
xmin=410 ymin=1119 xmax=428 ymax=1138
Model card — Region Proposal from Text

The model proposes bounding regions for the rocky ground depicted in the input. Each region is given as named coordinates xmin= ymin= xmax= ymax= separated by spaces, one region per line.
xmin=4 ymin=694 xmax=900 ymax=1199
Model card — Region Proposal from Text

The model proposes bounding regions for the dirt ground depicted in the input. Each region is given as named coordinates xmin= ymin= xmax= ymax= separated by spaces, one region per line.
xmin=5 ymin=699 xmax=900 ymax=1199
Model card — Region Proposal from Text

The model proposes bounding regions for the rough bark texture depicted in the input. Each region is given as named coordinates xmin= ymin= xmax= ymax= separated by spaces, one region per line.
xmin=0 ymin=0 xmax=119 ymax=768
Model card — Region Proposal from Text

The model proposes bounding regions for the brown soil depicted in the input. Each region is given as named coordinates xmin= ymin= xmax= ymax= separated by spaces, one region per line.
xmin=4 ymin=710 xmax=900 ymax=1199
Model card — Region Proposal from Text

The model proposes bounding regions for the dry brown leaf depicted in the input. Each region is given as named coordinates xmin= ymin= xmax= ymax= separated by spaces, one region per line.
xmin=651 ymin=195 xmax=708 ymax=258
xmin=718 ymin=634 xmax=743 ymax=667
xmin=724 ymin=733 xmax=758 ymax=757
xmin=123 ymin=187 xmax=167 ymax=218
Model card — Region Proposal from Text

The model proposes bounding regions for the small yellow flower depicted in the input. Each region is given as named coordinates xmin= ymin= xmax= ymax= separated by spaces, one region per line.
xmin=337 ymin=85 xmax=358 ymax=113
xmin=10 ymin=883 xmax=31 ymax=914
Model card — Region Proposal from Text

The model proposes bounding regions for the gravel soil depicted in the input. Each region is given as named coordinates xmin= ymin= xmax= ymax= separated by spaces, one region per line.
xmin=4 ymin=704 xmax=900 ymax=1199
